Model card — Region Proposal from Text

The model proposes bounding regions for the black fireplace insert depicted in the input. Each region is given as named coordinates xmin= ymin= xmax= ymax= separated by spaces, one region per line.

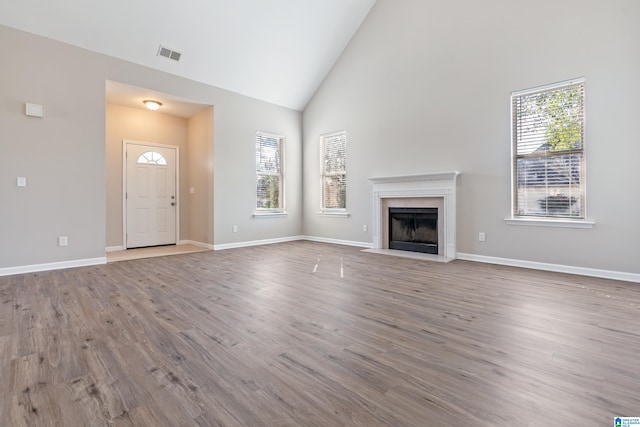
xmin=389 ymin=207 xmax=438 ymax=254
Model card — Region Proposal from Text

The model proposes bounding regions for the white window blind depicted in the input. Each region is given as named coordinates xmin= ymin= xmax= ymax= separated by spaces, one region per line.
xmin=256 ymin=131 xmax=284 ymax=211
xmin=321 ymin=131 xmax=347 ymax=210
xmin=512 ymin=79 xmax=585 ymax=219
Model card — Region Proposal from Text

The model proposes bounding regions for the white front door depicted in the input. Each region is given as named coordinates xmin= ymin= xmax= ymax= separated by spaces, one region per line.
xmin=125 ymin=142 xmax=177 ymax=248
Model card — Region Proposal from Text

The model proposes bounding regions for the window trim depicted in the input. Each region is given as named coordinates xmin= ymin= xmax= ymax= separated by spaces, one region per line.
xmin=505 ymin=217 xmax=594 ymax=229
xmin=508 ymin=77 xmax=594 ymax=227
xmin=255 ymin=131 xmax=285 ymax=215
xmin=319 ymin=130 xmax=348 ymax=215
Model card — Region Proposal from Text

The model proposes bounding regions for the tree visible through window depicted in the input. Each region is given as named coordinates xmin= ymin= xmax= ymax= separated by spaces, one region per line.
xmin=256 ymin=131 xmax=284 ymax=211
xmin=321 ymin=131 xmax=347 ymax=210
xmin=512 ymin=79 xmax=585 ymax=219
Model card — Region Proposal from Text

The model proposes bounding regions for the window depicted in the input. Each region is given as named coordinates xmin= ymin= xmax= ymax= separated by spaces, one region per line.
xmin=137 ymin=151 xmax=167 ymax=165
xmin=255 ymin=131 xmax=284 ymax=212
xmin=511 ymin=79 xmax=585 ymax=219
xmin=321 ymin=131 xmax=347 ymax=211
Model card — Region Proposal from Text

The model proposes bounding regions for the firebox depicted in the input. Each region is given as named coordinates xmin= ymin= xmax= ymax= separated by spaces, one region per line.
xmin=389 ymin=207 xmax=438 ymax=254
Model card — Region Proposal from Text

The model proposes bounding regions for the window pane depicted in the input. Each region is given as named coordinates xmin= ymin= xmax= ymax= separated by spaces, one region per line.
xmin=514 ymin=84 xmax=584 ymax=155
xmin=256 ymin=175 xmax=281 ymax=209
xmin=516 ymin=154 xmax=583 ymax=218
xmin=137 ymin=151 xmax=167 ymax=165
xmin=324 ymin=133 xmax=346 ymax=174
xmin=256 ymin=135 xmax=282 ymax=174
xmin=323 ymin=175 xmax=346 ymax=209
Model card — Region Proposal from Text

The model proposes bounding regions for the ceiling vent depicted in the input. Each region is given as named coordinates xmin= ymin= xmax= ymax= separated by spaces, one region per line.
xmin=157 ymin=45 xmax=182 ymax=62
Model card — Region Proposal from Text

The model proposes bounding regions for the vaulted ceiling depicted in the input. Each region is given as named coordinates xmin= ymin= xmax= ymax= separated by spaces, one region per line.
xmin=0 ymin=0 xmax=376 ymax=111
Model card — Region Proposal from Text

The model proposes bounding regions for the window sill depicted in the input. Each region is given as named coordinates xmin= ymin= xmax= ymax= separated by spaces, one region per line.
xmin=253 ymin=212 xmax=288 ymax=218
xmin=505 ymin=217 xmax=595 ymax=229
xmin=318 ymin=211 xmax=350 ymax=218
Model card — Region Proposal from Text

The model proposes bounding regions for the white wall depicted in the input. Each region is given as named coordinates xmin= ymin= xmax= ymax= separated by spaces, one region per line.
xmin=0 ymin=25 xmax=303 ymax=270
xmin=302 ymin=0 xmax=640 ymax=275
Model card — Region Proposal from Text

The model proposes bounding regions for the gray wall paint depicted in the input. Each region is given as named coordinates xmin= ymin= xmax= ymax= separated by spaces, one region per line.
xmin=0 ymin=25 xmax=302 ymax=268
xmin=187 ymin=107 xmax=215 ymax=245
xmin=213 ymin=96 xmax=303 ymax=245
xmin=0 ymin=26 xmax=107 ymax=267
xmin=302 ymin=0 xmax=640 ymax=274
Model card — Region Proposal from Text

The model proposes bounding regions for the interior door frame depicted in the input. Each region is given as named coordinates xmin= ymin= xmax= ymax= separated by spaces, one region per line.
xmin=122 ymin=140 xmax=180 ymax=249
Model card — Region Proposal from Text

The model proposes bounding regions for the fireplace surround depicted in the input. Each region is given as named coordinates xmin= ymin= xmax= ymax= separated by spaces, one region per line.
xmin=369 ymin=172 xmax=460 ymax=260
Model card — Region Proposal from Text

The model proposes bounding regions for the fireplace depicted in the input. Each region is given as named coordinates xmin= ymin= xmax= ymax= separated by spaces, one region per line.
xmin=389 ymin=207 xmax=438 ymax=254
xmin=368 ymin=172 xmax=460 ymax=260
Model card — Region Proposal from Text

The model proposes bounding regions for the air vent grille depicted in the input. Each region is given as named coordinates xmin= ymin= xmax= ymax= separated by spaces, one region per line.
xmin=158 ymin=45 xmax=182 ymax=62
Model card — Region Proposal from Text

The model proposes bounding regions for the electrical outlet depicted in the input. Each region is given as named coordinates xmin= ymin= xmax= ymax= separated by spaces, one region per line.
xmin=363 ymin=224 xmax=368 ymax=232
xmin=58 ymin=236 xmax=68 ymax=247
xmin=478 ymin=232 xmax=486 ymax=242
xmin=232 ymin=225 xmax=238 ymax=233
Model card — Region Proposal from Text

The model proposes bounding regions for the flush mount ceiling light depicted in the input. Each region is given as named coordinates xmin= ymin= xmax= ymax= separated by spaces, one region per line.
xmin=143 ymin=100 xmax=162 ymax=111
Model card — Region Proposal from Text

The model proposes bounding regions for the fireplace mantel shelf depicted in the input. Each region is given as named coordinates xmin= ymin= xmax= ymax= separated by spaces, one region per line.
xmin=368 ymin=171 xmax=460 ymax=185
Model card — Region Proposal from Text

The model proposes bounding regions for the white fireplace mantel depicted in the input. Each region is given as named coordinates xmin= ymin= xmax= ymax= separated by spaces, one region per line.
xmin=369 ymin=171 xmax=460 ymax=260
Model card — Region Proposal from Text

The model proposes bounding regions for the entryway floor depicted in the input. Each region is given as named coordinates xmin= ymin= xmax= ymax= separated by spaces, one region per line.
xmin=106 ymin=244 xmax=210 ymax=263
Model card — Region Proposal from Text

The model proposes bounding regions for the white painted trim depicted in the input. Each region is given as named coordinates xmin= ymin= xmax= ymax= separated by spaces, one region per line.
xmin=317 ymin=211 xmax=350 ymax=218
xmin=369 ymin=171 xmax=460 ymax=185
xmin=178 ymin=240 xmax=215 ymax=250
xmin=105 ymin=246 xmax=125 ymax=252
xmin=0 ymin=257 xmax=107 ymax=277
xmin=369 ymin=172 xmax=460 ymax=259
xmin=214 ymin=235 xmax=371 ymax=251
xmin=505 ymin=217 xmax=595 ymax=229
xmin=457 ymin=253 xmax=640 ymax=283
xmin=253 ymin=212 xmax=288 ymax=218
xmin=511 ymin=76 xmax=585 ymax=97
xmin=363 ymin=248 xmax=453 ymax=262
xmin=213 ymin=236 xmax=305 ymax=251
xmin=302 ymin=236 xmax=373 ymax=248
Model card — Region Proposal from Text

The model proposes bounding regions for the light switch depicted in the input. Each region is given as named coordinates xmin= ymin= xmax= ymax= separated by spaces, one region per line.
xmin=17 ymin=177 xmax=27 ymax=187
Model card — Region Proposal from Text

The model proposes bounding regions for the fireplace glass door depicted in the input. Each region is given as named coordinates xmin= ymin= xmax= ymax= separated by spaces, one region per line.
xmin=389 ymin=207 xmax=438 ymax=254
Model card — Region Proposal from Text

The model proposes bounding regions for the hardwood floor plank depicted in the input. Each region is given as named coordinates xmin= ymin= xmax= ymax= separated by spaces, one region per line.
xmin=1 ymin=241 xmax=639 ymax=425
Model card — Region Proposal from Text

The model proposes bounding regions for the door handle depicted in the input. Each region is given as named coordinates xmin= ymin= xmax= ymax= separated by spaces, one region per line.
xmin=171 ymin=202 xmax=176 ymax=206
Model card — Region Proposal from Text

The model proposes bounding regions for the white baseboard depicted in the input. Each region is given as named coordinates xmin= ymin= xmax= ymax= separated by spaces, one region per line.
xmin=178 ymin=240 xmax=215 ymax=250
xmin=457 ymin=253 xmax=640 ymax=283
xmin=214 ymin=235 xmax=372 ymax=251
xmin=3 ymin=243 xmax=636 ymax=284
xmin=0 ymin=257 xmax=107 ymax=277
xmin=213 ymin=235 xmax=305 ymax=251
xmin=213 ymin=236 xmax=373 ymax=251
xmin=302 ymin=235 xmax=373 ymax=249
xmin=105 ymin=246 xmax=124 ymax=252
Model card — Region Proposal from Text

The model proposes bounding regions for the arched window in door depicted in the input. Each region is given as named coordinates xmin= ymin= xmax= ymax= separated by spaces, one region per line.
xmin=137 ymin=151 xmax=167 ymax=165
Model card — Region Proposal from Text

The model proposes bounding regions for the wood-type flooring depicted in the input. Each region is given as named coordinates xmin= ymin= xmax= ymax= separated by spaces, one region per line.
xmin=1 ymin=241 xmax=639 ymax=426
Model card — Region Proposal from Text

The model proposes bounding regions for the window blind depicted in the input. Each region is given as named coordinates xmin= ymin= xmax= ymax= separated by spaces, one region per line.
xmin=512 ymin=80 xmax=585 ymax=218
xmin=256 ymin=132 xmax=284 ymax=210
xmin=321 ymin=131 xmax=347 ymax=210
